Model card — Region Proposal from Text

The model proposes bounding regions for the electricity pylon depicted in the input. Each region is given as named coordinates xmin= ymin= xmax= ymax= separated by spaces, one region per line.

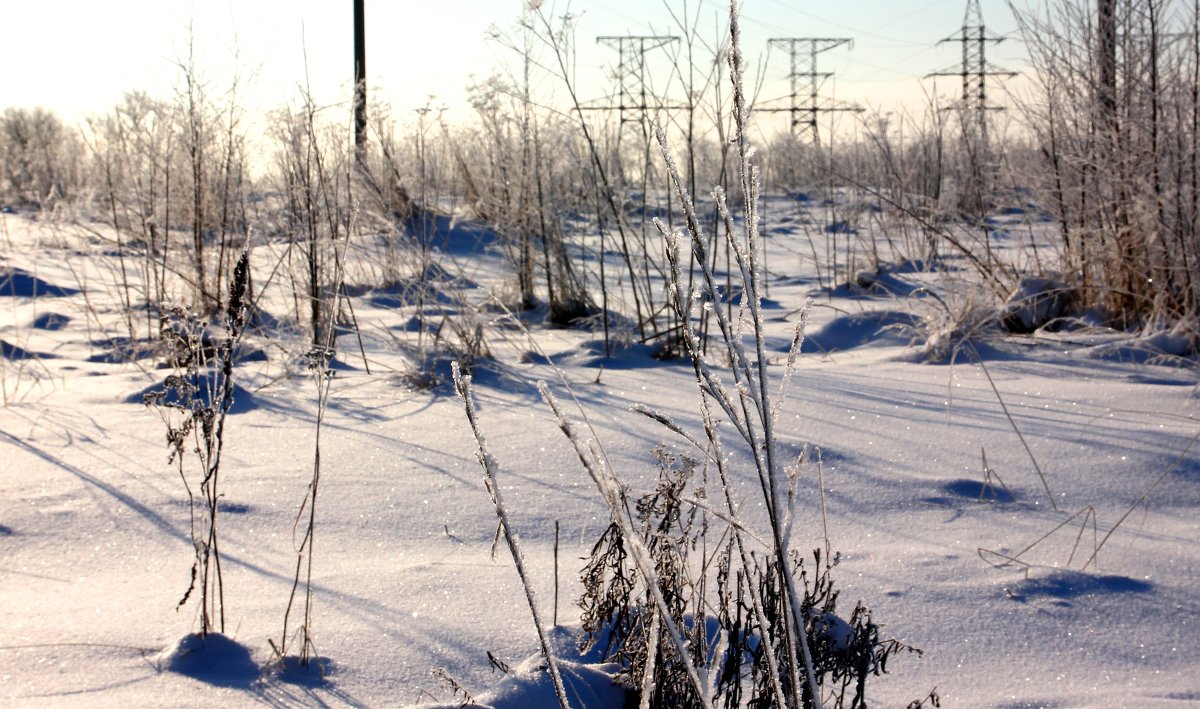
xmin=926 ymin=0 xmax=1016 ymax=152
xmin=762 ymin=38 xmax=861 ymax=144
xmin=587 ymin=34 xmax=686 ymax=186
xmin=594 ymin=35 xmax=683 ymax=139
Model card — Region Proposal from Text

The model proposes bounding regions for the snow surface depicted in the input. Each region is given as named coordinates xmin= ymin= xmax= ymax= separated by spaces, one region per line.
xmin=1 ymin=200 xmax=1199 ymax=708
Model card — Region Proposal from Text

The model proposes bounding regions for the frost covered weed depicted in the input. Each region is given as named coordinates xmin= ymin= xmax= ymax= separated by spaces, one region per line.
xmin=1012 ymin=0 xmax=1200 ymax=333
xmin=576 ymin=449 xmax=705 ymax=706
xmin=271 ymin=342 xmax=333 ymax=671
xmin=0 ymin=321 xmax=54 ymax=406
xmin=533 ymin=3 xmax=923 ymax=706
xmin=454 ymin=361 xmax=571 ymax=709
xmin=144 ymin=250 xmax=250 ymax=636
xmin=405 ymin=294 xmax=492 ymax=390
xmin=573 ymin=452 xmax=921 ymax=708
xmin=909 ymin=293 xmax=999 ymax=364
xmin=430 ymin=667 xmax=477 ymax=705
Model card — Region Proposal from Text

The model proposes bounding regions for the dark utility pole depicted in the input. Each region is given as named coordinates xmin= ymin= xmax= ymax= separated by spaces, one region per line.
xmin=1097 ymin=0 xmax=1118 ymax=138
xmin=353 ymin=0 xmax=367 ymax=155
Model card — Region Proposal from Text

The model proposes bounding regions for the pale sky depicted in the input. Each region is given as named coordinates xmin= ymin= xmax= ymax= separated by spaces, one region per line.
xmin=1 ymin=0 xmax=1028 ymax=133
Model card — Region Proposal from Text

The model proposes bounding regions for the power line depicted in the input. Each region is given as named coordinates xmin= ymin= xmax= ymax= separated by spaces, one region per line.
xmin=761 ymin=0 xmax=939 ymax=46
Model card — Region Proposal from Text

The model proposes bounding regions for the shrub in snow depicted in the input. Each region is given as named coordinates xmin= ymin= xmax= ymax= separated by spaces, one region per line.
xmin=1000 ymin=275 xmax=1078 ymax=334
xmin=907 ymin=296 xmax=1000 ymax=364
xmin=574 ymin=458 xmax=919 ymax=708
xmin=567 ymin=7 xmax=925 ymax=704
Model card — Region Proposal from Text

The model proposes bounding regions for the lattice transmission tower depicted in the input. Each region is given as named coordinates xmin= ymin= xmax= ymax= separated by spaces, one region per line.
xmin=595 ymin=35 xmax=682 ymax=134
xmin=762 ymin=38 xmax=861 ymax=144
xmin=926 ymin=0 xmax=1016 ymax=152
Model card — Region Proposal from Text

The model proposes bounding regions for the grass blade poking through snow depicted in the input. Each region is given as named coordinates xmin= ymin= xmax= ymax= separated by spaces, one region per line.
xmin=452 ymin=361 xmax=571 ymax=709
xmin=275 ymin=202 xmax=356 ymax=671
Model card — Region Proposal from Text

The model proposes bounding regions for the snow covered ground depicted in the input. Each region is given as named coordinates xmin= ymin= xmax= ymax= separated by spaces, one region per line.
xmin=1 ymin=198 xmax=1198 ymax=708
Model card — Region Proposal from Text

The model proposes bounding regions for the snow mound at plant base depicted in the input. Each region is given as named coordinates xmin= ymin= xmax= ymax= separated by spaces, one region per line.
xmin=472 ymin=655 xmax=627 ymax=709
xmin=155 ymin=633 xmax=259 ymax=688
xmin=416 ymin=651 xmax=627 ymax=709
